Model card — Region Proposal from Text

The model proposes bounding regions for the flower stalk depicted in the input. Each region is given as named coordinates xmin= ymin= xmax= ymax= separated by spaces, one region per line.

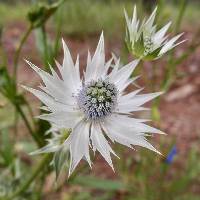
xmin=13 ymin=24 xmax=33 ymax=81
xmin=15 ymin=103 xmax=43 ymax=147
xmin=6 ymin=154 xmax=51 ymax=200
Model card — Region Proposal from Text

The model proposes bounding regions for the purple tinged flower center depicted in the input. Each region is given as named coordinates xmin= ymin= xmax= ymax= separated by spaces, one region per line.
xmin=77 ymin=79 xmax=118 ymax=121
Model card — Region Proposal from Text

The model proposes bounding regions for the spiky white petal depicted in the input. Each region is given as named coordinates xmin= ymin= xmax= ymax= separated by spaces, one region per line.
xmin=68 ymin=121 xmax=91 ymax=176
xmin=85 ymin=32 xmax=105 ymax=82
xmin=159 ymin=33 xmax=185 ymax=56
xmin=61 ymin=39 xmax=82 ymax=93
xmin=90 ymin=123 xmax=117 ymax=170
xmin=109 ymin=59 xmax=139 ymax=91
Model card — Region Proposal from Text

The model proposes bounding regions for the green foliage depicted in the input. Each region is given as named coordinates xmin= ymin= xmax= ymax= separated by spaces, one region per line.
xmin=0 ymin=1 xmax=200 ymax=38
xmin=0 ymin=3 xmax=28 ymax=25
xmin=27 ymin=0 xmax=64 ymax=28
xmin=57 ymin=0 xmax=132 ymax=38
xmin=0 ymin=68 xmax=27 ymax=110
xmin=0 ymin=130 xmax=14 ymax=167
xmin=71 ymin=175 xmax=126 ymax=191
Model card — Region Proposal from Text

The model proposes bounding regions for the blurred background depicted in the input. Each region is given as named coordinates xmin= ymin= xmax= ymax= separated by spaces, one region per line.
xmin=0 ymin=0 xmax=200 ymax=200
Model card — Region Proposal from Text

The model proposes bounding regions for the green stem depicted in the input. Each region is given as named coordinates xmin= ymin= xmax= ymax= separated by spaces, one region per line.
xmin=13 ymin=24 xmax=33 ymax=81
xmin=0 ymin=40 xmax=8 ymax=67
xmin=174 ymin=0 xmax=188 ymax=34
xmin=161 ymin=0 xmax=188 ymax=91
xmin=24 ymin=97 xmax=36 ymax=126
xmin=35 ymin=171 xmax=46 ymax=200
xmin=13 ymin=25 xmax=33 ymax=138
xmin=157 ymin=0 xmax=164 ymax=19
xmin=53 ymin=6 xmax=63 ymax=58
xmin=41 ymin=25 xmax=50 ymax=70
xmin=7 ymin=154 xmax=51 ymax=200
xmin=151 ymin=0 xmax=188 ymax=120
xmin=13 ymin=111 xmax=19 ymax=139
xmin=15 ymin=104 xmax=42 ymax=147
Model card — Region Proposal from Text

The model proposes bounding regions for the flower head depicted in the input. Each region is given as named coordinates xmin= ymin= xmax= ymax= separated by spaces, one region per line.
xmin=23 ymin=33 xmax=164 ymax=177
xmin=125 ymin=6 xmax=185 ymax=60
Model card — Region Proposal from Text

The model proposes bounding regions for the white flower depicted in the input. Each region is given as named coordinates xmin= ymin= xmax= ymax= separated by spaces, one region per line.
xmin=125 ymin=6 xmax=185 ymax=60
xmin=23 ymin=33 xmax=164 ymax=176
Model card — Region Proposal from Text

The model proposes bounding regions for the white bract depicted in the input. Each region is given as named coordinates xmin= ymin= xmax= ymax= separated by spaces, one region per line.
xmin=125 ymin=6 xmax=185 ymax=60
xmin=23 ymin=33 xmax=164 ymax=177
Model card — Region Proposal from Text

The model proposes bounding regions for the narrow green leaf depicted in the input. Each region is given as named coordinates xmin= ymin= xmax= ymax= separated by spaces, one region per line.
xmin=0 ymin=129 xmax=14 ymax=166
xmin=70 ymin=175 xmax=126 ymax=191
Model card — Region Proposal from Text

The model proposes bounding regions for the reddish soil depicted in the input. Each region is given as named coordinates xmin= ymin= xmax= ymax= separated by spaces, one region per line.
xmin=2 ymin=22 xmax=200 ymax=185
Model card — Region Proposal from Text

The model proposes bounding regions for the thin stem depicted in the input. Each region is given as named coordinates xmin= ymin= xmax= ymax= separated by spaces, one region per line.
xmin=53 ymin=6 xmax=63 ymax=58
xmin=161 ymin=0 xmax=188 ymax=91
xmin=41 ymin=25 xmax=50 ymax=70
xmin=35 ymin=169 xmax=47 ymax=200
xmin=13 ymin=111 xmax=19 ymax=138
xmin=7 ymin=154 xmax=51 ymax=200
xmin=13 ymin=24 xmax=33 ymax=81
xmin=151 ymin=0 xmax=188 ymax=119
xmin=156 ymin=0 xmax=164 ymax=19
xmin=15 ymin=104 xmax=42 ymax=147
xmin=23 ymin=97 xmax=36 ymax=126
xmin=174 ymin=0 xmax=188 ymax=34
xmin=13 ymin=25 xmax=33 ymax=138
xmin=0 ymin=39 xmax=8 ymax=67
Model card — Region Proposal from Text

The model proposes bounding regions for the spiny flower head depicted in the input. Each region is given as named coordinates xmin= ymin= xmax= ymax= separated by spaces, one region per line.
xmin=23 ymin=33 xmax=164 ymax=177
xmin=124 ymin=6 xmax=185 ymax=60
xmin=77 ymin=79 xmax=118 ymax=121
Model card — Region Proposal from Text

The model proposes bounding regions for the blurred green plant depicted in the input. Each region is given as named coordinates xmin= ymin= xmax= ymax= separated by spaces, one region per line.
xmin=14 ymin=0 xmax=65 ymax=80
xmin=0 ymin=0 xmax=66 ymax=199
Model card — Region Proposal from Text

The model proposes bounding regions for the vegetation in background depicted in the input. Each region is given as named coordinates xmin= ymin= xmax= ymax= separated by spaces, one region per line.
xmin=0 ymin=1 xmax=200 ymax=38
xmin=0 ymin=0 xmax=200 ymax=200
